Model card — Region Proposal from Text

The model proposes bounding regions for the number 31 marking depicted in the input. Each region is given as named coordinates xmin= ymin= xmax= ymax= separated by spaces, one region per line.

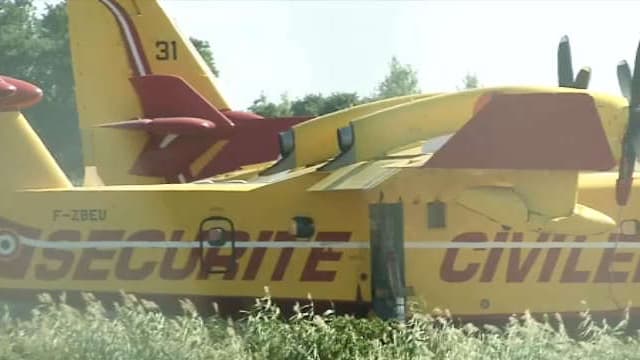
xmin=156 ymin=40 xmax=177 ymax=60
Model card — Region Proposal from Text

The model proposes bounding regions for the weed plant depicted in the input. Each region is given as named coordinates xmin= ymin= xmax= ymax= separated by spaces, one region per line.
xmin=0 ymin=292 xmax=639 ymax=360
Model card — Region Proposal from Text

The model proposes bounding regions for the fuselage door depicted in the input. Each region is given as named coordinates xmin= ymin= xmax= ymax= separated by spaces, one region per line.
xmin=369 ymin=202 xmax=406 ymax=320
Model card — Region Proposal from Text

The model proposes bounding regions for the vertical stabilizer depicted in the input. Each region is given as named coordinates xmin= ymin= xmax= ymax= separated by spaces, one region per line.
xmin=68 ymin=0 xmax=309 ymax=185
xmin=68 ymin=0 xmax=231 ymax=185
xmin=0 ymin=112 xmax=71 ymax=190
xmin=0 ymin=76 xmax=70 ymax=190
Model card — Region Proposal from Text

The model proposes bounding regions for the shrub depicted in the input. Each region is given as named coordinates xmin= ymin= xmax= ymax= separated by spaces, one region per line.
xmin=0 ymin=292 xmax=639 ymax=360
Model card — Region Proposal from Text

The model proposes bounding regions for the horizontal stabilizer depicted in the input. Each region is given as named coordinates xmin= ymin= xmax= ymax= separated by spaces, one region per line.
xmin=425 ymin=93 xmax=615 ymax=171
xmin=130 ymin=75 xmax=234 ymax=130
xmin=101 ymin=117 xmax=216 ymax=135
xmin=128 ymin=114 xmax=306 ymax=180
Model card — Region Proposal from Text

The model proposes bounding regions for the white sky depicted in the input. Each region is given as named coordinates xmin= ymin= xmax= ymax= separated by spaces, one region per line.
xmin=39 ymin=0 xmax=640 ymax=110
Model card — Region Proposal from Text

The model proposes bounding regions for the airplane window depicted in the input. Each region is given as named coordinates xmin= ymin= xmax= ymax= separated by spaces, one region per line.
xmin=208 ymin=228 xmax=224 ymax=241
xmin=202 ymin=227 xmax=226 ymax=246
xmin=427 ymin=201 xmax=446 ymax=229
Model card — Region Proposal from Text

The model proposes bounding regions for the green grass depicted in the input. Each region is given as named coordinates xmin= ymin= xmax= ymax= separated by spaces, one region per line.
xmin=0 ymin=292 xmax=639 ymax=360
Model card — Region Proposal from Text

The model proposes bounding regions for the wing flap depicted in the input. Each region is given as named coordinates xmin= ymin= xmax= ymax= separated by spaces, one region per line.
xmin=309 ymin=160 xmax=401 ymax=191
xmin=530 ymin=204 xmax=616 ymax=234
xmin=456 ymin=186 xmax=529 ymax=226
xmin=456 ymin=185 xmax=616 ymax=235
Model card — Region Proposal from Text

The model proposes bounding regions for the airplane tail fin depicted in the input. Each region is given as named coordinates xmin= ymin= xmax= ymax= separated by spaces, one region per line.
xmin=68 ymin=0 xmax=236 ymax=185
xmin=0 ymin=76 xmax=70 ymax=190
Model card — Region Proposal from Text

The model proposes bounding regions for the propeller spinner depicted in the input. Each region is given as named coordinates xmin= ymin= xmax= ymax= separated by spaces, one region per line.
xmin=557 ymin=35 xmax=591 ymax=89
xmin=616 ymin=41 xmax=640 ymax=206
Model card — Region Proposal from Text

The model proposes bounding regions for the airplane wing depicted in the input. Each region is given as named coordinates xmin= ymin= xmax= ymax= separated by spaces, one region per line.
xmin=422 ymin=92 xmax=617 ymax=234
xmin=423 ymin=93 xmax=614 ymax=171
xmin=308 ymin=161 xmax=402 ymax=191
xmin=262 ymin=93 xmax=441 ymax=175
xmin=307 ymin=91 xmax=622 ymax=235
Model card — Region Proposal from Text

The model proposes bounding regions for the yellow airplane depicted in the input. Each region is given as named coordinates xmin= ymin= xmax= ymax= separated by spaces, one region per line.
xmin=2 ymin=0 xmax=640 ymax=323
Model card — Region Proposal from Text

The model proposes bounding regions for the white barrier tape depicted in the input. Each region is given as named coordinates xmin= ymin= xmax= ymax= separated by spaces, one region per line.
xmin=12 ymin=236 xmax=640 ymax=250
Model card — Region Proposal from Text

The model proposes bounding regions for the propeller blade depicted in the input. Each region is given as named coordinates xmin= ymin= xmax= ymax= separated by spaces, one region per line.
xmin=616 ymin=141 xmax=637 ymax=206
xmin=617 ymin=174 xmax=634 ymax=206
xmin=616 ymin=40 xmax=640 ymax=206
xmin=617 ymin=110 xmax=640 ymax=206
xmin=632 ymin=40 xmax=640 ymax=107
xmin=558 ymin=35 xmax=574 ymax=87
xmin=573 ymin=67 xmax=591 ymax=89
xmin=617 ymin=60 xmax=632 ymax=100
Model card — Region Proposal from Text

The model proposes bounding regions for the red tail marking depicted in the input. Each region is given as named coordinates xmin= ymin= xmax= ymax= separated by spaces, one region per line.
xmin=129 ymin=115 xmax=306 ymax=181
xmin=196 ymin=117 xmax=306 ymax=177
xmin=98 ymin=0 xmax=151 ymax=76
xmin=130 ymin=75 xmax=234 ymax=129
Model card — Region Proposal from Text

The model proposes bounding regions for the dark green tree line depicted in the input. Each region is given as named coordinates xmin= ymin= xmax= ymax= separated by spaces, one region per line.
xmin=249 ymin=57 xmax=421 ymax=117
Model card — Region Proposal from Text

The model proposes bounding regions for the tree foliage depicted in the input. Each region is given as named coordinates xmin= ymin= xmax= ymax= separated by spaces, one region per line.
xmin=0 ymin=0 xmax=41 ymax=78
xmin=313 ymin=92 xmax=359 ymax=115
xmin=459 ymin=72 xmax=479 ymax=90
xmin=249 ymin=91 xmax=359 ymax=118
xmin=248 ymin=92 xmax=293 ymax=118
xmin=372 ymin=56 xmax=420 ymax=100
xmin=290 ymin=92 xmax=358 ymax=117
xmin=249 ymin=56 xmax=420 ymax=117
xmin=0 ymin=0 xmax=81 ymax=180
xmin=190 ymin=37 xmax=219 ymax=77
xmin=289 ymin=93 xmax=325 ymax=117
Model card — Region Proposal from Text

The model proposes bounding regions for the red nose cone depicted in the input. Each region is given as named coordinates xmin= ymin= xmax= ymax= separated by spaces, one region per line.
xmin=0 ymin=76 xmax=43 ymax=112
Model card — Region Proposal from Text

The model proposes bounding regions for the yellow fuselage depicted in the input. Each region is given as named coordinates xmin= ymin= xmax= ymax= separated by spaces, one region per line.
xmin=2 ymin=168 xmax=639 ymax=319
